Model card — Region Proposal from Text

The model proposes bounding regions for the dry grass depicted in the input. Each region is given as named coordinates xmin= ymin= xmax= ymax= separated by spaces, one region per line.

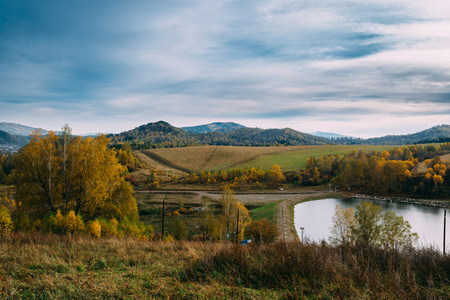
xmin=145 ymin=145 xmax=292 ymax=172
xmin=0 ymin=234 xmax=278 ymax=299
xmin=133 ymin=150 xmax=187 ymax=176
xmin=140 ymin=145 xmax=401 ymax=172
xmin=415 ymin=153 xmax=450 ymax=174
xmin=2 ymin=234 xmax=450 ymax=299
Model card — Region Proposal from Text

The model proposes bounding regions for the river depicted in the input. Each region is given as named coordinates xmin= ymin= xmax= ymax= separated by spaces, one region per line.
xmin=294 ymin=198 xmax=449 ymax=251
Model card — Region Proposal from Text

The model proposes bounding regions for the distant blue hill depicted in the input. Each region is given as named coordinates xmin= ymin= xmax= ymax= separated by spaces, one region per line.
xmin=0 ymin=130 xmax=30 ymax=147
xmin=0 ymin=122 xmax=50 ymax=136
xmin=309 ymin=131 xmax=352 ymax=139
xmin=182 ymin=122 xmax=246 ymax=134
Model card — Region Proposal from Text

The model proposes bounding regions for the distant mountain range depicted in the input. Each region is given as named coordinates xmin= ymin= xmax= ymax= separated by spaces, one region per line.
xmin=0 ymin=130 xmax=30 ymax=147
xmin=108 ymin=121 xmax=330 ymax=148
xmin=309 ymin=131 xmax=351 ymax=139
xmin=182 ymin=122 xmax=246 ymax=134
xmin=1 ymin=121 xmax=450 ymax=149
xmin=0 ymin=122 xmax=49 ymax=136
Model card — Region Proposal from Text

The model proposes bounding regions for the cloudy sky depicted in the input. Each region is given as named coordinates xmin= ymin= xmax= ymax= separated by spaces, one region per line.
xmin=1 ymin=0 xmax=449 ymax=138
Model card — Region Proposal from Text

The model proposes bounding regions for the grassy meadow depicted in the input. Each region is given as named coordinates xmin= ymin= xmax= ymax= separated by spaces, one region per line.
xmin=2 ymin=234 xmax=449 ymax=299
xmin=141 ymin=144 xmax=402 ymax=172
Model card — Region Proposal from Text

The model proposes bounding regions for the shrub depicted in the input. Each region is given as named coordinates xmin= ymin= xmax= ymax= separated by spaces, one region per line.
xmin=244 ymin=218 xmax=278 ymax=244
xmin=168 ymin=217 xmax=189 ymax=240
xmin=99 ymin=218 xmax=120 ymax=237
xmin=0 ymin=205 xmax=13 ymax=234
xmin=65 ymin=211 xmax=85 ymax=234
xmin=119 ymin=217 xmax=154 ymax=240
xmin=87 ymin=220 xmax=102 ymax=238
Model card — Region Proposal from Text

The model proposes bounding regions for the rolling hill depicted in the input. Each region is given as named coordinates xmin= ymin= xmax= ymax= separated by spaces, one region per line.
xmin=108 ymin=121 xmax=331 ymax=148
xmin=139 ymin=144 xmax=400 ymax=172
xmin=364 ymin=125 xmax=450 ymax=145
xmin=182 ymin=122 xmax=246 ymax=133
xmin=0 ymin=122 xmax=50 ymax=136
xmin=0 ymin=130 xmax=30 ymax=147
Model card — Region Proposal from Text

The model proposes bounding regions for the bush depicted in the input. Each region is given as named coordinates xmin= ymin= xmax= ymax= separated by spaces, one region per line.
xmin=168 ymin=217 xmax=189 ymax=240
xmin=0 ymin=205 xmax=13 ymax=234
xmin=99 ymin=218 xmax=120 ymax=237
xmin=244 ymin=218 xmax=278 ymax=243
xmin=119 ymin=217 xmax=154 ymax=240
xmin=65 ymin=211 xmax=85 ymax=234
xmin=87 ymin=220 xmax=102 ymax=238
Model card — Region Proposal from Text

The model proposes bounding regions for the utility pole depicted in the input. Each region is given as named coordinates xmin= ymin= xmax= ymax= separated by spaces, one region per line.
xmin=161 ymin=190 xmax=166 ymax=239
xmin=300 ymin=227 xmax=305 ymax=243
xmin=236 ymin=209 xmax=240 ymax=244
xmin=444 ymin=209 xmax=447 ymax=256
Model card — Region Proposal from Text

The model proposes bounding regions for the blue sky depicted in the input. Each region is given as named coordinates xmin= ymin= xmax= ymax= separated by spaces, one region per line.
xmin=1 ymin=0 xmax=449 ymax=138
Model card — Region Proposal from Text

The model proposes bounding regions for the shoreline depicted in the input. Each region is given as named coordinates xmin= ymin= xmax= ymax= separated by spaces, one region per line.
xmin=352 ymin=194 xmax=450 ymax=209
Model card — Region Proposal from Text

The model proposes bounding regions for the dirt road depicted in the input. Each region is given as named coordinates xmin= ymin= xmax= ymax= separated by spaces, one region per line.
xmin=137 ymin=189 xmax=332 ymax=241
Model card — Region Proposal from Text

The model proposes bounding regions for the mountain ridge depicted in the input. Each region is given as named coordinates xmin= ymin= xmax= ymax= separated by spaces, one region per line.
xmin=182 ymin=122 xmax=246 ymax=134
xmin=2 ymin=121 xmax=450 ymax=149
xmin=0 ymin=122 xmax=50 ymax=136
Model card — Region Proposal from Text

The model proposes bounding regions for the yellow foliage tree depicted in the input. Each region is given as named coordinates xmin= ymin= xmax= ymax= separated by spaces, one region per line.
xmin=245 ymin=218 xmax=278 ymax=243
xmin=218 ymin=187 xmax=251 ymax=241
xmin=0 ymin=205 xmax=13 ymax=234
xmin=87 ymin=220 xmax=102 ymax=238
xmin=269 ymin=164 xmax=285 ymax=187
xmin=65 ymin=210 xmax=85 ymax=234
xmin=15 ymin=126 xmax=138 ymax=222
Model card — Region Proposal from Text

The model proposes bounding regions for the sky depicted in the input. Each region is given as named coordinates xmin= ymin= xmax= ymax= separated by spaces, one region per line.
xmin=1 ymin=0 xmax=449 ymax=138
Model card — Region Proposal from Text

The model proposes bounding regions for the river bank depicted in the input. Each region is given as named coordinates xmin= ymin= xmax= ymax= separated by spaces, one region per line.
xmin=352 ymin=194 xmax=450 ymax=208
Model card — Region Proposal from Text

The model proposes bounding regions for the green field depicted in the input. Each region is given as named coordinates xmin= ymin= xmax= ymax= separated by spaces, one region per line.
xmin=140 ymin=144 xmax=402 ymax=172
xmin=249 ymin=201 xmax=278 ymax=223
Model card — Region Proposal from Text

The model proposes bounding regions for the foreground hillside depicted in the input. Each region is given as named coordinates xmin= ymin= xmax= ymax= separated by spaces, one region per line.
xmin=1 ymin=234 xmax=449 ymax=299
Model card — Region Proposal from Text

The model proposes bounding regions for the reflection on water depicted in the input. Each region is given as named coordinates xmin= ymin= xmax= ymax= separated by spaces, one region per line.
xmin=294 ymin=198 xmax=449 ymax=250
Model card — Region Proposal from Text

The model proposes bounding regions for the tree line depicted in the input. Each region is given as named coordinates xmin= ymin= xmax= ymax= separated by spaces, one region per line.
xmin=299 ymin=143 xmax=450 ymax=197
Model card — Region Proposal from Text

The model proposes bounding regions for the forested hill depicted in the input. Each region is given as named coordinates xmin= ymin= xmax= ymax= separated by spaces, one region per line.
xmin=0 ymin=130 xmax=30 ymax=146
xmin=362 ymin=125 xmax=450 ymax=145
xmin=0 ymin=122 xmax=49 ymax=136
xmin=108 ymin=121 xmax=330 ymax=148
xmin=182 ymin=122 xmax=245 ymax=133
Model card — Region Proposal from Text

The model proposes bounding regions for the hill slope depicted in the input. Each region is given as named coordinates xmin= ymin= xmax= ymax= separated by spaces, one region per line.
xmin=182 ymin=122 xmax=246 ymax=133
xmin=0 ymin=122 xmax=49 ymax=136
xmin=109 ymin=121 xmax=331 ymax=148
xmin=0 ymin=130 xmax=30 ymax=146
xmin=364 ymin=125 xmax=450 ymax=145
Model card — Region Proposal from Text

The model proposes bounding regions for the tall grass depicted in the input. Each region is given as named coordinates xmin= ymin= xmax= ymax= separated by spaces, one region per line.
xmin=2 ymin=233 xmax=450 ymax=299
xmin=187 ymin=241 xmax=450 ymax=299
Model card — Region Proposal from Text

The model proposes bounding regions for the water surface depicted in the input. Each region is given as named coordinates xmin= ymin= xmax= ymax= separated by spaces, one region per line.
xmin=294 ymin=198 xmax=448 ymax=250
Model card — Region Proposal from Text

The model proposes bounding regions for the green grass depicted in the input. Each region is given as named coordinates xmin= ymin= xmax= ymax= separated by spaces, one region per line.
xmin=233 ymin=144 xmax=402 ymax=170
xmin=140 ymin=144 xmax=404 ymax=172
xmin=250 ymin=201 xmax=278 ymax=223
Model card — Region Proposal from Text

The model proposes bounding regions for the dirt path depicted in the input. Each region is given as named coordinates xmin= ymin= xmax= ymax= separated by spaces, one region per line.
xmin=137 ymin=189 xmax=332 ymax=241
xmin=275 ymin=191 xmax=331 ymax=241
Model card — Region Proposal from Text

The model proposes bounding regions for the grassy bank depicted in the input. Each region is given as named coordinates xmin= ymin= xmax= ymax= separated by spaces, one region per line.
xmin=249 ymin=201 xmax=278 ymax=223
xmin=1 ymin=234 xmax=449 ymax=299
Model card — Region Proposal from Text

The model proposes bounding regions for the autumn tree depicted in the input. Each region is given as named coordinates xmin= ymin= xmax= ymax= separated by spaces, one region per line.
xmin=329 ymin=205 xmax=355 ymax=247
xmin=15 ymin=127 xmax=138 ymax=222
xmin=218 ymin=187 xmax=250 ymax=241
xmin=245 ymin=218 xmax=278 ymax=243
xmin=0 ymin=205 xmax=13 ymax=234
xmin=168 ymin=217 xmax=189 ymax=240
xmin=380 ymin=211 xmax=418 ymax=250
xmin=330 ymin=201 xmax=419 ymax=250
xmin=268 ymin=164 xmax=285 ymax=187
